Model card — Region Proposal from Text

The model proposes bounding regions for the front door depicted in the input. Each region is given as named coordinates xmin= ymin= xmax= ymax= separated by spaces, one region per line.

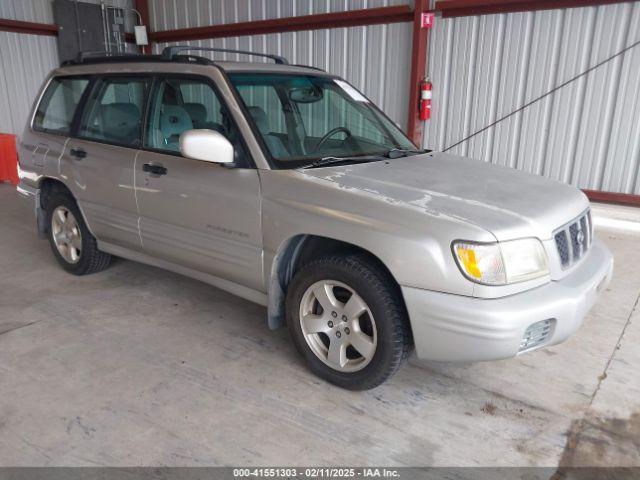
xmin=135 ymin=76 xmax=263 ymax=291
xmin=61 ymin=75 xmax=152 ymax=250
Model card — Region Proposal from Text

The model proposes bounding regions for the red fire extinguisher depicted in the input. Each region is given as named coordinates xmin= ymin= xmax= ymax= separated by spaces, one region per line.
xmin=419 ymin=78 xmax=432 ymax=121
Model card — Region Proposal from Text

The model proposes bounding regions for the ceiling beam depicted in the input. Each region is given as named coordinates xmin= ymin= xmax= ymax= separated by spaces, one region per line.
xmin=435 ymin=0 xmax=632 ymax=17
xmin=583 ymin=190 xmax=640 ymax=207
xmin=0 ymin=18 xmax=58 ymax=36
xmin=149 ymin=5 xmax=414 ymax=43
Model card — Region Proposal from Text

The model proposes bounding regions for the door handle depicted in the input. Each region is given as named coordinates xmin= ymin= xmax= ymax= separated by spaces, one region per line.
xmin=142 ymin=163 xmax=168 ymax=176
xmin=69 ymin=147 xmax=87 ymax=159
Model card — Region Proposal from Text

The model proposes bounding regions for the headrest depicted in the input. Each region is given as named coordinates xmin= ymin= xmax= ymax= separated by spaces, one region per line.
xmin=248 ymin=106 xmax=269 ymax=134
xmin=100 ymin=103 xmax=140 ymax=127
xmin=160 ymin=104 xmax=192 ymax=138
xmin=183 ymin=103 xmax=208 ymax=124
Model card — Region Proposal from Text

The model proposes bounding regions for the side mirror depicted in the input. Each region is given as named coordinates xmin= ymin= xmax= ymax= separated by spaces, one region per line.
xmin=179 ymin=129 xmax=235 ymax=165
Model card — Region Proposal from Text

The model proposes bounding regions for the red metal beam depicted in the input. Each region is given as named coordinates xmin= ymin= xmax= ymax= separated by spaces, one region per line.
xmin=406 ymin=0 xmax=431 ymax=147
xmin=583 ymin=189 xmax=640 ymax=207
xmin=134 ymin=0 xmax=151 ymax=54
xmin=435 ymin=0 xmax=631 ymax=17
xmin=149 ymin=5 xmax=413 ymax=43
xmin=0 ymin=18 xmax=58 ymax=36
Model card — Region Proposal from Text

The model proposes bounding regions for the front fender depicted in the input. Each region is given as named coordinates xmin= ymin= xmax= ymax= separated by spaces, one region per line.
xmin=259 ymin=170 xmax=493 ymax=298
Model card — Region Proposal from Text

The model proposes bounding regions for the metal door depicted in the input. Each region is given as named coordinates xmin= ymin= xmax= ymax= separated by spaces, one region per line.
xmin=60 ymin=75 xmax=152 ymax=250
xmin=134 ymin=75 xmax=263 ymax=290
xmin=135 ymin=150 xmax=263 ymax=290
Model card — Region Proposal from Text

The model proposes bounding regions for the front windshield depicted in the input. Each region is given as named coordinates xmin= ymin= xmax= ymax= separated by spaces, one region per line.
xmin=228 ymin=73 xmax=416 ymax=168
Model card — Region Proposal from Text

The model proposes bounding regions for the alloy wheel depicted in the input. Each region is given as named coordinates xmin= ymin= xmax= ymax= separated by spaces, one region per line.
xmin=51 ymin=206 xmax=82 ymax=264
xmin=299 ymin=280 xmax=377 ymax=372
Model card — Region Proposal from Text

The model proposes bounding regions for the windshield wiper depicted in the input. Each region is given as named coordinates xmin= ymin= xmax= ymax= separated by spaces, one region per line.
xmin=301 ymin=155 xmax=385 ymax=169
xmin=385 ymin=148 xmax=429 ymax=159
xmin=300 ymin=149 xmax=429 ymax=169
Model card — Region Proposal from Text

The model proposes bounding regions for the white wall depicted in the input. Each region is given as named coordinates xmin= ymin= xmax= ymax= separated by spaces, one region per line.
xmin=424 ymin=2 xmax=640 ymax=194
xmin=0 ymin=0 xmax=57 ymax=135
xmin=4 ymin=0 xmax=638 ymax=195
xmin=0 ymin=31 xmax=58 ymax=136
xmin=149 ymin=0 xmax=413 ymax=130
xmin=0 ymin=0 xmax=134 ymax=137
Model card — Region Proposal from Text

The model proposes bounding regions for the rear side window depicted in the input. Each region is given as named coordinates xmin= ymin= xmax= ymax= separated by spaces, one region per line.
xmin=78 ymin=76 xmax=151 ymax=148
xmin=33 ymin=77 xmax=89 ymax=135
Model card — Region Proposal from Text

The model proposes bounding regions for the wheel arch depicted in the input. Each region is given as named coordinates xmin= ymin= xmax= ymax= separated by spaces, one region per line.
xmin=39 ymin=177 xmax=74 ymax=209
xmin=266 ymin=234 xmax=404 ymax=330
xmin=37 ymin=177 xmax=95 ymax=239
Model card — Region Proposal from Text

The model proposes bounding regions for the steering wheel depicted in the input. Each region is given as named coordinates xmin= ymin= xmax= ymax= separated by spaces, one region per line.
xmin=310 ymin=127 xmax=353 ymax=153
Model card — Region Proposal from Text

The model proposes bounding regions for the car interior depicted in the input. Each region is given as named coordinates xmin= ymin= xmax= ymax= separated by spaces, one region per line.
xmin=44 ymin=73 xmax=412 ymax=168
xmin=229 ymin=74 xmax=415 ymax=164
xmin=147 ymin=79 xmax=236 ymax=152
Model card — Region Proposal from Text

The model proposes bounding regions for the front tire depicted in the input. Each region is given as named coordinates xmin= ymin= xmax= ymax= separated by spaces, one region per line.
xmin=46 ymin=193 xmax=111 ymax=275
xmin=286 ymin=254 xmax=412 ymax=390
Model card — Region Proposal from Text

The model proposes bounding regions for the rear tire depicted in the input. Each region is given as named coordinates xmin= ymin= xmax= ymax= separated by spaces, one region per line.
xmin=46 ymin=193 xmax=111 ymax=275
xmin=286 ymin=253 xmax=412 ymax=390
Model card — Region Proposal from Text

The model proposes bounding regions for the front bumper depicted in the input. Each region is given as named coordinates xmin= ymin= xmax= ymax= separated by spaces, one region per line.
xmin=402 ymin=238 xmax=614 ymax=362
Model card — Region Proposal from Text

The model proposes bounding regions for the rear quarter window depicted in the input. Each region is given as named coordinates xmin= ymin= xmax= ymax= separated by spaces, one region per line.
xmin=33 ymin=77 xmax=89 ymax=135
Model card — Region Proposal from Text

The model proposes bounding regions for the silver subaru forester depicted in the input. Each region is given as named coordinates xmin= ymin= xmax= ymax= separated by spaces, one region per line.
xmin=17 ymin=47 xmax=613 ymax=389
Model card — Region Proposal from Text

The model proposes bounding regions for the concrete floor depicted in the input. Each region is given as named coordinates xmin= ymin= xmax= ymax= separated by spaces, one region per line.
xmin=0 ymin=182 xmax=639 ymax=467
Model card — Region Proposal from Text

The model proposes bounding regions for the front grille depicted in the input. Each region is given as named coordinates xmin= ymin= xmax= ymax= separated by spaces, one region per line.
xmin=519 ymin=319 xmax=554 ymax=352
xmin=554 ymin=210 xmax=592 ymax=269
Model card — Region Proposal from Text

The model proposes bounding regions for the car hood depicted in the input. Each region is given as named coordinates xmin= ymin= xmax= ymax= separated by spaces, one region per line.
xmin=299 ymin=152 xmax=590 ymax=241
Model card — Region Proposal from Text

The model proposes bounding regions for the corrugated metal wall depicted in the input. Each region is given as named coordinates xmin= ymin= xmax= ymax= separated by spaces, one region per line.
xmin=4 ymin=0 xmax=638 ymax=194
xmin=0 ymin=0 xmax=134 ymax=137
xmin=0 ymin=0 xmax=57 ymax=135
xmin=149 ymin=0 xmax=413 ymax=130
xmin=0 ymin=31 xmax=58 ymax=135
xmin=0 ymin=0 xmax=133 ymax=23
xmin=424 ymin=2 xmax=640 ymax=195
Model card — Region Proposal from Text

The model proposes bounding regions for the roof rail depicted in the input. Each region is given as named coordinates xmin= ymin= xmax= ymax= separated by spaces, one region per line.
xmin=61 ymin=51 xmax=215 ymax=66
xmin=62 ymin=51 xmax=142 ymax=65
xmin=162 ymin=46 xmax=289 ymax=65
xmin=62 ymin=47 xmax=293 ymax=68
xmin=291 ymin=64 xmax=326 ymax=72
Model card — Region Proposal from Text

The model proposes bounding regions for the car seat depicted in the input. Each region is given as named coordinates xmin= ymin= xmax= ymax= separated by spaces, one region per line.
xmin=99 ymin=103 xmax=141 ymax=145
xmin=247 ymin=106 xmax=289 ymax=158
xmin=183 ymin=102 xmax=225 ymax=134
xmin=158 ymin=104 xmax=192 ymax=151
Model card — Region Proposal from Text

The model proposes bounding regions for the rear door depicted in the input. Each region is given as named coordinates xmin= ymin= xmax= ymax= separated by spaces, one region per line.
xmin=134 ymin=75 xmax=263 ymax=291
xmin=61 ymin=75 xmax=152 ymax=250
xmin=22 ymin=76 xmax=90 ymax=181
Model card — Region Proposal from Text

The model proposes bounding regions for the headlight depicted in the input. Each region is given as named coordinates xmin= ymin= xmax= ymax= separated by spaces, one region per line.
xmin=453 ymin=238 xmax=549 ymax=285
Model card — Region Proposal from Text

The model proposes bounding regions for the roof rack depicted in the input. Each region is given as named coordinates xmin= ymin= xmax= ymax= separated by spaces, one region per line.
xmin=161 ymin=46 xmax=289 ymax=65
xmin=61 ymin=51 xmax=142 ymax=66
xmin=291 ymin=64 xmax=325 ymax=72
xmin=61 ymin=51 xmax=215 ymax=66
xmin=62 ymin=47 xmax=293 ymax=68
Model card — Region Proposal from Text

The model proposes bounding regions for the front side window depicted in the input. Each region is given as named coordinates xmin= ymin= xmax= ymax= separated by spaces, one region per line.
xmin=33 ymin=77 xmax=89 ymax=135
xmin=228 ymin=73 xmax=415 ymax=169
xmin=145 ymin=77 xmax=240 ymax=153
xmin=78 ymin=77 xmax=151 ymax=148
